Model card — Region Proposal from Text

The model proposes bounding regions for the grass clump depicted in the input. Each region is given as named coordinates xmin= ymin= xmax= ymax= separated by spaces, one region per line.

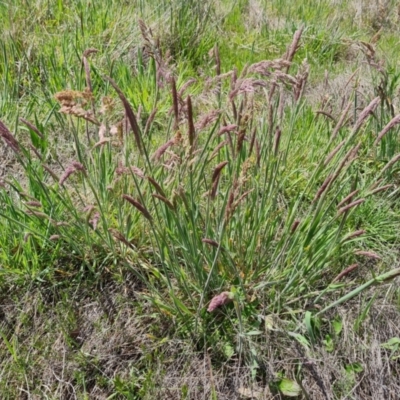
xmin=1 ymin=1 xmax=400 ymax=398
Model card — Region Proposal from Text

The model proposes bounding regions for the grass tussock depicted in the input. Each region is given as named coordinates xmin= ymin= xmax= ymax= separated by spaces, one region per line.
xmin=1 ymin=0 xmax=400 ymax=398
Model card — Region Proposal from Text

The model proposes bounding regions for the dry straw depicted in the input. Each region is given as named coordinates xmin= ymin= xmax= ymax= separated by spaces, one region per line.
xmin=55 ymin=89 xmax=99 ymax=126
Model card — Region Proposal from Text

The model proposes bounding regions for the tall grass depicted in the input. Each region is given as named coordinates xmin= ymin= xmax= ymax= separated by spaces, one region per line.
xmin=1 ymin=29 xmax=399 ymax=362
xmin=1 ymin=1 xmax=400 ymax=397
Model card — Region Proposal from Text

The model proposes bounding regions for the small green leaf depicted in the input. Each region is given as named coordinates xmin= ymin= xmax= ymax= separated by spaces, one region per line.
xmin=250 ymin=358 xmax=259 ymax=380
xmin=170 ymin=293 xmax=191 ymax=315
xmin=304 ymin=311 xmax=315 ymax=343
xmin=264 ymin=315 xmax=274 ymax=331
xmin=279 ymin=378 xmax=302 ymax=397
xmin=223 ymin=342 xmax=234 ymax=359
xmin=381 ymin=337 xmax=400 ymax=350
xmin=246 ymin=330 xmax=263 ymax=336
xmin=345 ymin=362 xmax=363 ymax=374
xmin=332 ymin=318 xmax=343 ymax=336
xmin=288 ymin=332 xmax=310 ymax=349
xmin=323 ymin=334 xmax=334 ymax=352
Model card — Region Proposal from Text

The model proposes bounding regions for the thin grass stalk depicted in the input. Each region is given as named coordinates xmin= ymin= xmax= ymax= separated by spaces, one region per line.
xmin=152 ymin=193 xmax=175 ymax=210
xmin=231 ymin=99 xmax=237 ymax=122
xmin=337 ymin=198 xmax=365 ymax=214
xmin=28 ymin=144 xmax=43 ymax=161
xmin=236 ymin=129 xmax=246 ymax=156
xmin=0 ymin=119 xmax=21 ymax=154
xmin=378 ymin=153 xmax=400 ymax=176
xmin=151 ymin=138 xmax=175 ymax=160
xmin=316 ymin=142 xmax=361 ymax=202
xmin=355 ymin=252 xmax=380 ymax=262
xmin=19 ymin=118 xmax=44 ymax=139
xmin=350 ymin=96 xmax=380 ymax=138
xmin=284 ymin=27 xmax=303 ymax=72
xmin=316 ymin=268 xmax=400 ymax=316
xmin=374 ymin=114 xmax=400 ymax=145
xmin=202 ymin=238 xmax=220 ymax=249
xmin=324 ymin=140 xmax=346 ymax=166
xmin=333 ymin=264 xmax=359 ymax=282
xmin=230 ymin=189 xmax=254 ymax=216
xmin=331 ymin=101 xmax=352 ymax=140
xmin=104 ymin=76 xmax=143 ymax=155
xmin=248 ymin=126 xmax=257 ymax=158
xmin=316 ymin=110 xmax=335 ymax=122
xmin=144 ymin=107 xmax=157 ymax=136
xmin=82 ymin=49 xmax=98 ymax=115
xmin=337 ymin=189 xmax=360 ymax=208
xmin=171 ymin=77 xmax=179 ymax=130
xmin=210 ymin=140 xmax=228 ymax=160
xmin=148 ymin=176 xmax=166 ymax=198
xmin=342 ymin=230 xmax=365 ymax=242
xmin=274 ymin=127 xmax=281 ymax=156
xmin=187 ymin=96 xmax=195 ymax=149
xmin=210 ymin=161 xmax=228 ymax=199
xmin=366 ymin=184 xmax=393 ymax=196
xmin=122 ymin=194 xmax=152 ymax=221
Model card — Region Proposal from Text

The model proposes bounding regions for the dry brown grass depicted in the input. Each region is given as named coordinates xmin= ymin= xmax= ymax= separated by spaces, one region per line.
xmin=1 ymin=277 xmax=399 ymax=399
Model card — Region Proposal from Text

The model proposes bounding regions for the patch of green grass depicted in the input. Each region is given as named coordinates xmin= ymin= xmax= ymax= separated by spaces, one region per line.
xmin=1 ymin=0 xmax=400 ymax=398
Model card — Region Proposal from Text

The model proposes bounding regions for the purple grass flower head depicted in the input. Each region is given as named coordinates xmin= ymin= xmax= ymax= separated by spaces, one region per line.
xmin=90 ymin=212 xmax=100 ymax=230
xmin=0 ymin=119 xmax=21 ymax=153
xmin=207 ymin=291 xmax=234 ymax=312
xmin=59 ymin=161 xmax=86 ymax=186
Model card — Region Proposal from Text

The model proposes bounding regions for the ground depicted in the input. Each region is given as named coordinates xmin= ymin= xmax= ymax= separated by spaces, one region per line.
xmin=1 ymin=1 xmax=400 ymax=399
